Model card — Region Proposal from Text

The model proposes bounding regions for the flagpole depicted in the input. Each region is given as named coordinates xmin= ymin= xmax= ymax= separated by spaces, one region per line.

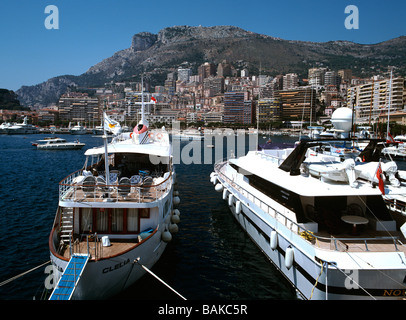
xmin=103 ymin=112 xmax=110 ymax=186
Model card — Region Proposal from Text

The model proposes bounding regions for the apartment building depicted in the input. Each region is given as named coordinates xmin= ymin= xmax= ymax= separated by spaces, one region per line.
xmin=283 ymin=73 xmax=299 ymax=90
xmin=223 ymin=91 xmax=254 ymax=124
xmin=58 ymin=93 xmax=100 ymax=123
xmin=258 ymin=98 xmax=282 ymax=123
xmin=274 ymin=87 xmax=316 ymax=121
xmin=347 ymin=76 xmax=405 ymax=122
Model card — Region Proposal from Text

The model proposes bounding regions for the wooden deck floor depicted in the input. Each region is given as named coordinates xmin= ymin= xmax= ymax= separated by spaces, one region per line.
xmin=61 ymin=238 xmax=139 ymax=260
xmin=310 ymin=229 xmax=406 ymax=253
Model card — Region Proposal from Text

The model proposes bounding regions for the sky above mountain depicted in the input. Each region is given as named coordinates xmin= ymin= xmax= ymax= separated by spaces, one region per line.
xmin=1 ymin=0 xmax=405 ymax=91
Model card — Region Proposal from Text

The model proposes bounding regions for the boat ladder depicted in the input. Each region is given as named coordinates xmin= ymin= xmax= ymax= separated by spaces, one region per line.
xmin=60 ymin=208 xmax=74 ymax=244
xmin=49 ymin=253 xmax=90 ymax=300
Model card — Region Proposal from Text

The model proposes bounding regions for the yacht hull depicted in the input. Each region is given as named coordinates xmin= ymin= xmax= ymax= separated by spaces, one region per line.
xmin=215 ymin=168 xmax=406 ymax=300
xmin=50 ymin=230 xmax=167 ymax=300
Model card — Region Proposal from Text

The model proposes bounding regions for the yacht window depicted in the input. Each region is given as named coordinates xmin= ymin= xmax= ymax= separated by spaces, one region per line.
xmin=127 ymin=208 xmax=139 ymax=232
xmin=97 ymin=208 xmax=108 ymax=232
xmin=80 ymin=208 xmax=93 ymax=233
xmin=111 ymin=208 xmax=124 ymax=232
xmin=246 ymin=172 xmax=305 ymax=220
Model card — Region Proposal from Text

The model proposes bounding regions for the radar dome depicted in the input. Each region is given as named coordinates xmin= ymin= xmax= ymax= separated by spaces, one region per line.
xmin=331 ymin=107 xmax=353 ymax=132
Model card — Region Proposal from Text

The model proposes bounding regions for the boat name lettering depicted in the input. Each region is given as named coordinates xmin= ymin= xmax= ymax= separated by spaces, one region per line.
xmin=383 ymin=289 xmax=406 ymax=297
xmin=102 ymin=259 xmax=130 ymax=274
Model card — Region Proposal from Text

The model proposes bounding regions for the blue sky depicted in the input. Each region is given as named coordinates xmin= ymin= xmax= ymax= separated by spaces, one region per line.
xmin=1 ymin=0 xmax=405 ymax=91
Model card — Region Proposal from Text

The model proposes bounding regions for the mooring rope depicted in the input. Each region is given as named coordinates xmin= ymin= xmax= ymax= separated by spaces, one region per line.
xmin=0 ymin=260 xmax=51 ymax=287
xmin=135 ymin=259 xmax=186 ymax=300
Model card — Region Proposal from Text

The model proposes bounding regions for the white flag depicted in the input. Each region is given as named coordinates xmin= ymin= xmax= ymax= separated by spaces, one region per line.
xmin=104 ymin=112 xmax=121 ymax=135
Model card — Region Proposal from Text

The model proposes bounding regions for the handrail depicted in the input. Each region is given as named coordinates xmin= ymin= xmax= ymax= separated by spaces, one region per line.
xmin=59 ymin=170 xmax=173 ymax=203
xmin=214 ymin=160 xmax=400 ymax=252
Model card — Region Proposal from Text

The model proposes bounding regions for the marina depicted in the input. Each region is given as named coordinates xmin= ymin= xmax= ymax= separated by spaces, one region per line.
xmin=0 ymin=132 xmax=297 ymax=300
xmin=2 ymin=119 xmax=406 ymax=300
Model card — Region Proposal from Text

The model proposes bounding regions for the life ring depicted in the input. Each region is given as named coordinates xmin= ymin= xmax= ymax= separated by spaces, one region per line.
xmin=156 ymin=133 xmax=163 ymax=140
xmin=130 ymin=132 xmax=133 ymax=138
xmin=148 ymin=132 xmax=155 ymax=139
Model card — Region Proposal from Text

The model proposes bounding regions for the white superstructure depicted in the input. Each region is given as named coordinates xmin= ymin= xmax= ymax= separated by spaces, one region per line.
xmin=212 ymin=139 xmax=406 ymax=300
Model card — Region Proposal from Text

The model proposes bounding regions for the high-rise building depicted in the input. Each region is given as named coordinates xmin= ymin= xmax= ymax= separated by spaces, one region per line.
xmin=198 ymin=62 xmax=216 ymax=82
xmin=308 ymin=67 xmax=327 ymax=86
xmin=274 ymin=88 xmax=316 ymax=120
xmin=324 ymin=71 xmax=342 ymax=87
xmin=58 ymin=93 xmax=100 ymax=122
xmin=283 ymin=73 xmax=299 ymax=90
xmin=347 ymin=76 xmax=405 ymax=123
xmin=338 ymin=69 xmax=352 ymax=83
xmin=223 ymin=91 xmax=253 ymax=124
xmin=258 ymin=98 xmax=282 ymax=123
xmin=177 ymin=67 xmax=192 ymax=83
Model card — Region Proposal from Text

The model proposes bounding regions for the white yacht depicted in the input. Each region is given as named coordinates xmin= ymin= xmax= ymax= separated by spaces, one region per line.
xmin=32 ymin=137 xmax=85 ymax=150
xmin=69 ymin=122 xmax=87 ymax=135
xmin=172 ymin=128 xmax=204 ymax=140
xmin=48 ymin=93 xmax=179 ymax=300
xmin=6 ymin=116 xmax=39 ymax=134
xmin=0 ymin=122 xmax=12 ymax=133
xmin=212 ymin=138 xmax=406 ymax=300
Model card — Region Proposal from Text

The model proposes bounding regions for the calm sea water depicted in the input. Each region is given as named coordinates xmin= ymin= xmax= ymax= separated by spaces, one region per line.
xmin=0 ymin=133 xmax=297 ymax=300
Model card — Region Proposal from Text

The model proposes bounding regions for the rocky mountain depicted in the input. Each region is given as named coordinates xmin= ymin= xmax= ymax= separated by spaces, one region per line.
xmin=16 ymin=25 xmax=406 ymax=107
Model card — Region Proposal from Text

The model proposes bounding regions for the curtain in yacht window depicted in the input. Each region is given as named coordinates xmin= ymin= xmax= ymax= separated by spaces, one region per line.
xmin=81 ymin=208 xmax=93 ymax=233
xmin=97 ymin=209 xmax=108 ymax=232
xmin=112 ymin=208 xmax=123 ymax=232
xmin=127 ymin=208 xmax=138 ymax=232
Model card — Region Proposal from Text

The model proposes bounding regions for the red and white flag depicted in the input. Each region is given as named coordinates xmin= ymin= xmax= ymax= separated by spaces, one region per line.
xmin=150 ymin=96 xmax=157 ymax=103
xmin=376 ymin=162 xmax=385 ymax=195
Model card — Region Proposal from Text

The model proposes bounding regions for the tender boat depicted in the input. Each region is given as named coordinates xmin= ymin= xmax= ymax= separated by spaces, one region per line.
xmin=48 ymin=92 xmax=179 ymax=300
xmin=212 ymin=137 xmax=406 ymax=300
xmin=32 ymin=137 xmax=85 ymax=150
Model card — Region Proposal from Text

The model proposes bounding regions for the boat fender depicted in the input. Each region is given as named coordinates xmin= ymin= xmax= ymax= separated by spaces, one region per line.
xmin=270 ymin=231 xmax=278 ymax=250
xmin=222 ymin=189 xmax=228 ymax=200
xmin=236 ymin=200 xmax=242 ymax=214
xmin=172 ymin=214 xmax=180 ymax=224
xmin=211 ymin=175 xmax=218 ymax=185
xmin=169 ymin=223 xmax=178 ymax=234
xmin=215 ymin=183 xmax=223 ymax=192
xmin=173 ymin=191 xmax=179 ymax=196
xmin=228 ymin=194 xmax=234 ymax=206
xmin=173 ymin=196 xmax=180 ymax=205
xmin=162 ymin=230 xmax=172 ymax=242
xmin=285 ymin=247 xmax=294 ymax=270
xmin=165 ymin=215 xmax=171 ymax=224
xmin=173 ymin=209 xmax=180 ymax=216
xmin=210 ymin=172 xmax=217 ymax=178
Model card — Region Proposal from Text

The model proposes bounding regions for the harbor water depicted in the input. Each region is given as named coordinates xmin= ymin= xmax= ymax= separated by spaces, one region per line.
xmin=0 ymin=133 xmax=297 ymax=300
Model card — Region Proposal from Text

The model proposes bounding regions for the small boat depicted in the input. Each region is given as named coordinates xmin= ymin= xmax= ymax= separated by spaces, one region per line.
xmin=32 ymin=137 xmax=85 ymax=150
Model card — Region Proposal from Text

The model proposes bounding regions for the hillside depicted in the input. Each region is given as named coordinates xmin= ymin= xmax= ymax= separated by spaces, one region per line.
xmin=16 ymin=25 xmax=406 ymax=107
xmin=0 ymin=88 xmax=28 ymax=110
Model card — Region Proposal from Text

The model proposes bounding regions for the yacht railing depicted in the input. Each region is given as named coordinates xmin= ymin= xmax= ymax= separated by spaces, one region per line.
xmin=59 ymin=169 xmax=173 ymax=203
xmin=214 ymin=160 xmax=400 ymax=253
